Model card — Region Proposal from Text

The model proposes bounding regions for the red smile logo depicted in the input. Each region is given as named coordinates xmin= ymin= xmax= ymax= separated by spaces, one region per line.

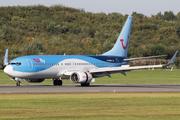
xmin=120 ymin=39 xmax=128 ymax=50
xmin=33 ymin=58 xmax=40 ymax=63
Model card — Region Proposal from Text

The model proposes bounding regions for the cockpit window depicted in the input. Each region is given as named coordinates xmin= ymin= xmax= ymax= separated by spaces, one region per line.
xmin=9 ymin=63 xmax=16 ymax=65
xmin=17 ymin=63 xmax=21 ymax=65
xmin=9 ymin=62 xmax=21 ymax=66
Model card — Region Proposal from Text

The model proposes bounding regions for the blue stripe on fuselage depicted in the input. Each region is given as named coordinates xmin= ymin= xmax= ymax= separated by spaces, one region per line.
xmin=9 ymin=55 xmax=129 ymax=73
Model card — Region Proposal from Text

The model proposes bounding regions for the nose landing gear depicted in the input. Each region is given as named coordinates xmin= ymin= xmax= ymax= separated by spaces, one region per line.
xmin=16 ymin=81 xmax=21 ymax=86
xmin=11 ymin=78 xmax=21 ymax=86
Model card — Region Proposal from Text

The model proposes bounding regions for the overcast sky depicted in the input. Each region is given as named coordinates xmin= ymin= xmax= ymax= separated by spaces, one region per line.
xmin=0 ymin=0 xmax=180 ymax=16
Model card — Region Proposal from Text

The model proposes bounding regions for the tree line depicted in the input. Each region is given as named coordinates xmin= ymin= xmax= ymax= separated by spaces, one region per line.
xmin=0 ymin=5 xmax=179 ymax=68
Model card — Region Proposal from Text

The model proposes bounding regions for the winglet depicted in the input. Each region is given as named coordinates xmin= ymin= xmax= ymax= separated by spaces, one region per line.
xmin=3 ymin=49 xmax=8 ymax=66
xmin=166 ymin=50 xmax=178 ymax=66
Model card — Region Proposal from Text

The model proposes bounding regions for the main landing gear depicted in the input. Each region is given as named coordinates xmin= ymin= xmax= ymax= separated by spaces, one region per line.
xmin=16 ymin=81 xmax=21 ymax=86
xmin=81 ymin=83 xmax=90 ymax=86
xmin=53 ymin=79 xmax=63 ymax=86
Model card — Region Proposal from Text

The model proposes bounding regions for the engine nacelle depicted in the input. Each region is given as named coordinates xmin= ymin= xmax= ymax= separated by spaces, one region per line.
xmin=70 ymin=71 xmax=93 ymax=83
xmin=23 ymin=79 xmax=45 ymax=83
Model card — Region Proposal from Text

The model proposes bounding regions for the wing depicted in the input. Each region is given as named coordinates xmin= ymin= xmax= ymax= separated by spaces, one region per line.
xmin=89 ymin=50 xmax=178 ymax=75
xmin=89 ymin=65 xmax=163 ymax=74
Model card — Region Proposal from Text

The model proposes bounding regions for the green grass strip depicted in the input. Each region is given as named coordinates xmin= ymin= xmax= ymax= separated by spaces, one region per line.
xmin=0 ymin=93 xmax=180 ymax=120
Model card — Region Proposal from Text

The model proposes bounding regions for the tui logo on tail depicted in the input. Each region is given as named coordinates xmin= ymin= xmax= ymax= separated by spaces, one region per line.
xmin=120 ymin=39 xmax=128 ymax=50
xmin=120 ymin=36 xmax=129 ymax=50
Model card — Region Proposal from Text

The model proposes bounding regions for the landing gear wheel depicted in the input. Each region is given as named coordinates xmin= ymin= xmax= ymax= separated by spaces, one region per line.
xmin=57 ymin=80 xmax=62 ymax=86
xmin=81 ymin=83 xmax=90 ymax=86
xmin=53 ymin=80 xmax=58 ymax=86
xmin=16 ymin=81 xmax=21 ymax=86
xmin=53 ymin=80 xmax=63 ymax=86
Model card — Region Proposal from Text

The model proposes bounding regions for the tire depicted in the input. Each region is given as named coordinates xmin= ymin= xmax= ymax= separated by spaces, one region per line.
xmin=53 ymin=80 xmax=58 ymax=86
xmin=57 ymin=80 xmax=62 ymax=86
xmin=16 ymin=81 xmax=21 ymax=86
xmin=85 ymin=83 xmax=90 ymax=86
xmin=81 ymin=83 xmax=90 ymax=86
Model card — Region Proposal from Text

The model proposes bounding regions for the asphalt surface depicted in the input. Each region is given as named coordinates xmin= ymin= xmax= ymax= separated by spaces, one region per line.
xmin=0 ymin=84 xmax=180 ymax=93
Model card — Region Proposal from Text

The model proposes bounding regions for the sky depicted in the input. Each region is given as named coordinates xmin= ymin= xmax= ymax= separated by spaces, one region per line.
xmin=0 ymin=0 xmax=180 ymax=16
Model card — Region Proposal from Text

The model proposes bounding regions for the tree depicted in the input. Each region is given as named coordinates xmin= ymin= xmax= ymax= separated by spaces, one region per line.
xmin=176 ymin=26 xmax=180 ymax=37
xmin=20 ymin=38 xmax=45 ymax=55
xmin=131 ymin=12 xmax=144 ymax=19
xmin=177 ymin=12 xmax=180 ymax=19
xmin=148 ymin=44 xmax=167 ymax=56
xmin=46 ymin=22 xmax=55 ymax=33
xmin=103 ymin=40 xmax=113 ymax=52
xmin=157 ymin=12 xmax=163 ymax=19
xmin=163 ymin=11 xmax=174 ymax=21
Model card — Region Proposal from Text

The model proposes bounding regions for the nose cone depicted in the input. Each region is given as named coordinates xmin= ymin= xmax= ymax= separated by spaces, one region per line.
xmin=4 ymin=65 xmax=13 ymax=77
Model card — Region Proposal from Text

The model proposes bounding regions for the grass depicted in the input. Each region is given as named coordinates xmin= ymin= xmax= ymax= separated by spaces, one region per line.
xmin=0 ymin=93 xmax=180 ymax=119
xmin=0 ymin=69 xmax=180 ymax=85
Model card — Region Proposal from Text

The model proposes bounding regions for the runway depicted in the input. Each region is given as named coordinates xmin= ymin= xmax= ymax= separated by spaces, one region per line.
xmin=0 ymin=84 xmax=180 ymax=93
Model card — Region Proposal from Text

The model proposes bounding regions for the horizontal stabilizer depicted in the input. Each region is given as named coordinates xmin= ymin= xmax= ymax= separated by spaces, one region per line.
xmin=123 ymin=55 xmax=167 ymax=62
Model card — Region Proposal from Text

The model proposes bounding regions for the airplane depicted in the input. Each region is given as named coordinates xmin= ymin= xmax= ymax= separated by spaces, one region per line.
xmin=3 ymin=16 xmax=178 ymax=86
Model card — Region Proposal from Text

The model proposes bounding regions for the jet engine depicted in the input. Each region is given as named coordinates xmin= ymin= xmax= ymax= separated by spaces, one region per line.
xmin=23 ymin=79 xmax=45 ymax=83
xmin=70 ymin=71 xmax=92 ymax=83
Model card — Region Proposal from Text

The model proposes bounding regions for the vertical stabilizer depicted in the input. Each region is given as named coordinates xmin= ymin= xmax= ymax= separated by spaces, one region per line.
xmin=102 ymin=16 xmax=133 ymax=57
xmin=4 ymin=49 xmax=8 ymax=65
